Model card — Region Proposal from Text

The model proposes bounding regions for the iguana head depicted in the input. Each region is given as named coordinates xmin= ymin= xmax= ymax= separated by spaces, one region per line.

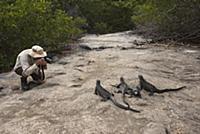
xmin=96 ymin=80 xmax=101 ymax=85
xmin=120 ymin=77 xmax=124 ymax=82
xmin=138 ymin=75 xmax=144 ymax=80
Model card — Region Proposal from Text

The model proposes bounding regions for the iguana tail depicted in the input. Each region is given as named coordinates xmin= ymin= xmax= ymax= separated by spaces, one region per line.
xmin=110 ymin=97 xmax=140 ymax=113
xmin=156 ymin=86 xmax=186 ymax=93
xmin=122 ymin=93 xmax=130 ymax=107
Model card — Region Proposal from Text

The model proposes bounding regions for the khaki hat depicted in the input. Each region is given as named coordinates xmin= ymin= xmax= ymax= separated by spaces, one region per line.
xmin=29 ymin=45 xmax=47 ymax=58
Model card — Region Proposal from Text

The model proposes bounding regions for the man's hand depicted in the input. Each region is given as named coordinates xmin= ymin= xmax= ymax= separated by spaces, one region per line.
xmin=35 ymin=58 xmax=47 ymax=67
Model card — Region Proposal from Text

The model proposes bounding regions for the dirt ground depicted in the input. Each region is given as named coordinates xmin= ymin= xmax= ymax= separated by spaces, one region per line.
xmin=0 ymin=31 xmax=200 ymax=134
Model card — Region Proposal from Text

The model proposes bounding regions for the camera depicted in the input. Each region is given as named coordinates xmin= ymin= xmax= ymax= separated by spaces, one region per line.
xmin=44 ymin=56 xmax=53 ymax=64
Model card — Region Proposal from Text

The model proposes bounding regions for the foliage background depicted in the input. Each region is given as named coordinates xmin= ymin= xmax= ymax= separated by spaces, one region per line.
xmin=133 ymin=0 xmax=200 ymax=42
xmin=0 ymin=0 xmax=85 ymax=72
xmin=1 ymin=0 xmax=199 ymax=72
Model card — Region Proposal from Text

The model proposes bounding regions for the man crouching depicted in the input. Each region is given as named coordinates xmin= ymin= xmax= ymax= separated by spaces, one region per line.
xmin=14 ymin=45 xmax=47 ymax=91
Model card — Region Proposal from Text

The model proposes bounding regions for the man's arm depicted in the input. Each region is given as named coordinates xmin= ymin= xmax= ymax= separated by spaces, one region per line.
xmin=20 ymin=55 xmax=39 ymax=77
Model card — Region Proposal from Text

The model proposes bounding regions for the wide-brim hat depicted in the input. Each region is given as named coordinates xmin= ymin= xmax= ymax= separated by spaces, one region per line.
xmin=29 ymin=45 xmax=47 ymax=58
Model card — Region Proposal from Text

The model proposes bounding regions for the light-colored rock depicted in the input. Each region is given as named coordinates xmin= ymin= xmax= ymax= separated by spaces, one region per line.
xmin=0 ymin=31 xmax=200 ymax=134
xmin=142 ymin=122 xmax=167 ymax=134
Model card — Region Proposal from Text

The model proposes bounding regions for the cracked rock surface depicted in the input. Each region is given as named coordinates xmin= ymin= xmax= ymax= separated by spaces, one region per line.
xmin=0 ymin=31 xmax=200 ymax=134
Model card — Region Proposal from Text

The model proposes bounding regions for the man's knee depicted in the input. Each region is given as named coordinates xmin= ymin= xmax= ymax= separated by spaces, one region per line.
xmin=31 ymin=73 xmax=41 ymax=81
xmin=31 ymin=71 xmax=45 ymax=81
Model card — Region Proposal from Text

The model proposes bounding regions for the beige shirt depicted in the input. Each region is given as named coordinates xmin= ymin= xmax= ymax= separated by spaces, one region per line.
xmin=14 ymin=49 xmax=39 ymax=76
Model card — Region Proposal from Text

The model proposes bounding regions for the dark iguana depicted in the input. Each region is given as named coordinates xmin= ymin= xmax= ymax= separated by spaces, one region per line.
xmin=95 ymin=80 xmax=140 ymax=113
xmin=138 ymin=75 xmax=186 ymax=96
xmin=111 ymin=77 xmax=142 ymax=98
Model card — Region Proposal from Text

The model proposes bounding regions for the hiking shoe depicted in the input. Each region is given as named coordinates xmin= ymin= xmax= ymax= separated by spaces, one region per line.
xmin=20 ymin=77 xmax=29 ymax=91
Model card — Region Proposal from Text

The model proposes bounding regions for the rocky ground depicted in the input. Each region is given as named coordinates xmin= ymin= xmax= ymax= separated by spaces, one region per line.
xmin=0 ymin=31 xmax=200 ymax=134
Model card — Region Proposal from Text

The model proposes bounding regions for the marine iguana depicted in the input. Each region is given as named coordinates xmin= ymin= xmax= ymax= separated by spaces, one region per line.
xmin=111 ymin=77 xmax=142 ymax=98
xmin=95 ymin=80 xmax=140 ymax=113
xmin=138 ymin=75 xmax=186 ymax=96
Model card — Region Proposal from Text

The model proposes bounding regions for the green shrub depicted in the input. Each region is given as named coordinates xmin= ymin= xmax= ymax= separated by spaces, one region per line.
xmin=75 ymin=0 xmax=135 ymax=33
xmin=132 ymin=0 xmax=200 ymax=42
xmin=0 ymin=0 xmax=85 ymax=72
xmin=93 ymin=22 xmax=111 ymax=34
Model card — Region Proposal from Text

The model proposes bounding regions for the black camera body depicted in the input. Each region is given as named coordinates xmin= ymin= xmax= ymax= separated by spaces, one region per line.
xmin=44 ymin=56 xmax=53 ymax=64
